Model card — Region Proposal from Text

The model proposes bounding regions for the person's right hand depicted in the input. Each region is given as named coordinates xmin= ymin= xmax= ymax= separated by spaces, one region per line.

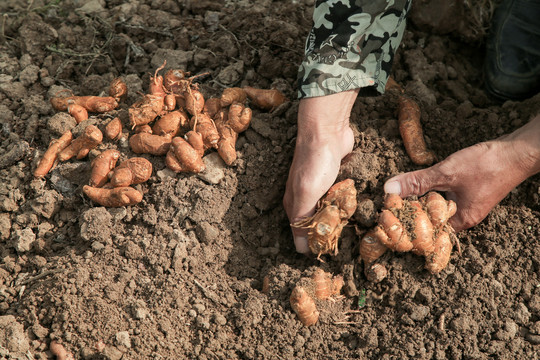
xmin=283 ymin=90 xmax=358 ymax=254
xmin=384 ymin=114 xmax=540 ymax=231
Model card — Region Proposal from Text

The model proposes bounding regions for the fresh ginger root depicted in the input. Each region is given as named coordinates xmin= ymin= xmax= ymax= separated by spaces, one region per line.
xmin=33 ymin=131 xmax=73 ymax=178
xmin=49 ymin=340 xmax=74 ymax=360
xmin=89 ymin=149 xmax=121 ymax=187
xmin=108 ymin=157 xmax=153 ymax=187
xmin=215 ymin=122 xmax=238 ymax=165
xmin=128 ymin=94 xmax=165 ymax=128
xmin=384 ymin=76 xmax=436 ymax=166
xmin=221 ymin=87 xmax=247 ymax=107
xmin=67 ymin=103 xmax=88 ymax=123
xmin=50 ymin=94 xmax=118 ymax=113
xmin=227 ymin=102 xmax=252 ymax=133
xmin=359 ymin=192 xmax=458 ymax=279
xmin=104 ymin=117 xmax=123 ymax=140
xmin=243 ymin=86 xmax=287 ymax=111
xmin=184 ymin=89 xmax=205 ymax=116
xmin=203 ymin=98 xmax=223 ymax=118
xmin=109 ymin=77 xmax=128 ymax=103
xmin=152 ymin=109 xmax=189 ymax=138
xmin=129 ymin=132 xmax=172 ymax=156
xmin=212 ymin=102 xmax=252 ymax=165
xmin=58 ymin=125 xmax=103 ymax=161
xmin=191 ymin=112 xmax=220 ymax=149
xmin=398 ymin=95 xmax=436 ymax=165
xmin=290 ymin=268 xmax=344 ymax=326
xmin=83 ymin=185 xmax=143 ymax=207
xmin=290 ymin=286 xmax=319 ymax=327
xmin=292 ymin=179 xmax=357 ymax=259
xmin=165 ymin=133 xmax=205 ymax=173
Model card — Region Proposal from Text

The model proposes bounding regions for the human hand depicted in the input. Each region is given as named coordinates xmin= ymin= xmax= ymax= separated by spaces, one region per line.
xmin=384 ymin=114 xmax=540 ymax=231
xmin=283 ymin=90 xmax=358 ymax=254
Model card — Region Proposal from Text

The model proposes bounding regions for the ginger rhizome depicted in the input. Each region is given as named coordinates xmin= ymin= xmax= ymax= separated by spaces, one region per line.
xmin=89 ymin=149 xmax=121 ymax=187
xmin=290 ymin=268 xmax=344 ymax=326
xmin=385 ymin=77 xmax=436 ymax=166
xmin=50 ymin=94 xmax=118 ymax=113
xmin=108 ymin=157 xmax=153 ymax=187
xmin=33 ymin=131 xmax=73 ymax=178
xmin=109 ymin=77 xmax=128 ymax=103
xmin=292 ymin=179 xmax=357 ymax=259
xmin=105 ymin=117 xmax=123 ymax=141
xmin=58 ymin=125 xmax=103 ymax=161
xmin=243 ymin=86 xmax=287 ymax=111
xmin=359 ymin=192 xmax=458 ymax=280
xmin=83 ymin=185 xmax=143 ymax=207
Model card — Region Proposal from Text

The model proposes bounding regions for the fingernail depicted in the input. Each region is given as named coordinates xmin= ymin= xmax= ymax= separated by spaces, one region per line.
xmin=384 ymin=180 xmax=401 ymax=195
xmin=294 ymin=236 xmax=311 ymax=254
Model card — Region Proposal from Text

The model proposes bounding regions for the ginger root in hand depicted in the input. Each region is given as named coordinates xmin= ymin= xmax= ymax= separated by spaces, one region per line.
xmin=359 ymin=192 xmax=458 ymax=279
xmin=292 ymin=179 xmax=357 ymax=259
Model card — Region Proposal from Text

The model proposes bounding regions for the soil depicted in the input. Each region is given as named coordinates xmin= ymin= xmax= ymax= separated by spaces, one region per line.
xmin=0 ymin=0 xmax=539 ymax=359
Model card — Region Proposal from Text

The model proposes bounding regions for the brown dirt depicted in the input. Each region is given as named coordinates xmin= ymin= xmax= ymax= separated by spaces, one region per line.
xmin=0 ymin=0 xmax=539 ymax=359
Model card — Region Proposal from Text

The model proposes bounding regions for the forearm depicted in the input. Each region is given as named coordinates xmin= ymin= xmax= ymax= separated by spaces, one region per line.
xmin=508 ymin=113 xmax=540 ymax=178
xmin=298 ymin=0 xmax=412 ymax=99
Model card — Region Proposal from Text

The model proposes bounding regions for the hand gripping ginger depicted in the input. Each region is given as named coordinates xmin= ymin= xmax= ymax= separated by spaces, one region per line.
xmin=292 ymin=179 xmax=357 ymax=259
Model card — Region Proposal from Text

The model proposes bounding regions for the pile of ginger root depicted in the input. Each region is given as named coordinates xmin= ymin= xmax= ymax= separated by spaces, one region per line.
xmin=359 ymin=192 xmax=459 ymax=282
xmin=33 ymin=61 xmax=287 ymax=207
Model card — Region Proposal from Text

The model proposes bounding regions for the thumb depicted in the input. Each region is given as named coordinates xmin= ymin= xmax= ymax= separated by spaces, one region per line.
xmin=383 ymin=167 xmax=439 ymax=198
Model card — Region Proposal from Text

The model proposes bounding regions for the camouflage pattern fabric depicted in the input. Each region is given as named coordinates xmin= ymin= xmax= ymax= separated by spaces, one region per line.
xmin=298 ymin=0 xmax=412 ymax=98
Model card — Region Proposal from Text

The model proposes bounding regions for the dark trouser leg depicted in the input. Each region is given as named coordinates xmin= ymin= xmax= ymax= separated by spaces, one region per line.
xmin=484 ymin=0 xmax=540 ymax=101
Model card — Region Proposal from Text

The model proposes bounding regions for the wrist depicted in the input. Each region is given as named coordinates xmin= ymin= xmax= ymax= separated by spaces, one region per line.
xmin=508 ymin=114 xmax=540 ymax=178
xmin=297 ymin=89 xmax=359 ymax=142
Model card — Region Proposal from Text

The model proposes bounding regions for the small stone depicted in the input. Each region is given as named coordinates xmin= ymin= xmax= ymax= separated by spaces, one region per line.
xmin=31 ymin=323 xmax=49 ymax=339
xmin=91 ymin=241 xmax=105 ymax=251
xmin=213 ymin=313 xmax=227 ymax=326
xmin=47 ymin=112 xmax=77 ymax=136
xmin=196 ymin=316 xmax=210 ymax=330
xmin=529 ymin=321 xmax=540 ymax=335
xmin=528 ymin=294 xmax=540 ymax=313
xmin=195 ymin=221 xmax=219 ymax=244
xmin=80 ymin=207 xmax=112 ymax=243
xmin=0 ymin=315 xmax=30 ymax=353
xmin=525 ymin=332 xmax=540 ymax=345
xmin=102 ymin=345 xmax=123 ymax=360
xmin=513 ymin=303 xmax=531 ymax=325
xmin=115 ymin=331 xmax=130 ymax=348
xmin=198 ymin=152 xmax=226 ymax=184
xmin=19 ymin=65 xmax=40 ymax=86
xmin=29 ymin=190 xmax=62 ymax=219
xmin=450 ymin=315 xmax=471 ymax=332
xmin=134 ymin=307 xmax=148 ymax=320
xmin=409 ymin=305 xmax=430 ymax=321
xmin=156 ymin=168 xmax=177 ymax=180
xmin=13 ymin=228 xmax=36 ymax=253
xmin=0 ymin=213 xmax=11 ymax=240
xmin=193 ymin=303 xmax=206 ymax=313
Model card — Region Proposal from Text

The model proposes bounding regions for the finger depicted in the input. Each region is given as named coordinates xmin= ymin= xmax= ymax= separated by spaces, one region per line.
xmin=293 ymin=235 xmax=311 ymax=255
xmin=383 ymin=166 xmax=442 ymax=198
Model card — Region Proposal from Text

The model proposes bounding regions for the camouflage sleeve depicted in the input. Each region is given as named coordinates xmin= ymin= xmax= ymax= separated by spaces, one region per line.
xmin=297 ymin=0 xmax=412 ymax=98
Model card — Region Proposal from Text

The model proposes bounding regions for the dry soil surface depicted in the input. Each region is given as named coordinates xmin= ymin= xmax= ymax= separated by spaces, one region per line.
xmin=0 ymin=0 xmax=539 ymax=359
